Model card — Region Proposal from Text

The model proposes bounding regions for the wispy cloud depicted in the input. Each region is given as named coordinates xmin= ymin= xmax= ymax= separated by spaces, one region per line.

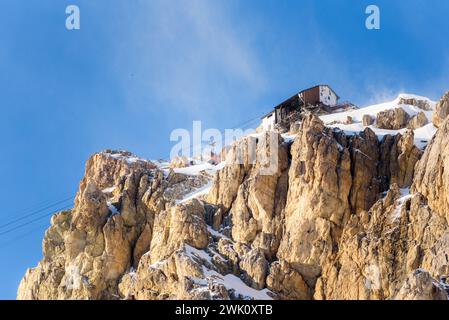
xmin=112 ymin=0 xmax=266 ymax=115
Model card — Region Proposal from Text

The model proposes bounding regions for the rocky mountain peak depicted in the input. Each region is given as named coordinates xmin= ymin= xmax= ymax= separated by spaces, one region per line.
xmin=17 ymin=92 xmax=449 ymax=300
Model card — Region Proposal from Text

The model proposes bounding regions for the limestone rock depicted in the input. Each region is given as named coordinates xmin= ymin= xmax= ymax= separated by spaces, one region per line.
xmin=277 ymin=114 xmax=352 ymax=287
xmin=18 ymin=93 xmax=449 ymax=301
xmin=19 ymin=151 xmax=169 ymax=300
xmin=394 ymin=270 xmax=448 ymax=300
xmin=413 ymin=117 xmax=449 ymax=220
xmin=77 ymin=150 xmax=156 ymax=196
xmin=345 ymin=116 xmax=353 ymax=124
xmin=207 ymin=137 xmax=252 ymax=211
xmin=398 ymin=96 xmax=432 ymax=111
xmin=169 ymin=156 xmax=190 ymax=168
xmin=266 ymin=261 xmax=311 ymax=300
xmin=147 ymin=199 xmax=209 ymax=264
xmin=392 ymin=130 xmax=422 ymax=188
xmin=316 ymin=166 xmax=449 ymax=300
xmin=239 ymin=249 xmax=269 ymax=290
xmin=209 ymin=132 xmax=289 ymax=260
xmin=314 ymin=184 xmax=408 ymax=300
xmin=122 ymin=246 xmax=224 ymax=300
xmin=376 ymin=107 xmax=410 ymax=130
xmin=407 ymin=111 xmax=428 ymax=129
xmin=274 ymin=115 xmax=422 ymax=299
xmin=344 ymin=127 xmax=382 ymax=213
xmin=378 ymin=131 xmax=422 ymax=189
xmin=362 ymin=114 xmax=374 ymax=126
xmin=432 ymin=92 xmax=449 ymax=127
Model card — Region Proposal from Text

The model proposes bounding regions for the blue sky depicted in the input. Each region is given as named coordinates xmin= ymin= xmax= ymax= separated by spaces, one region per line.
xmin=0 ymin=0 xmax=448 ymax=299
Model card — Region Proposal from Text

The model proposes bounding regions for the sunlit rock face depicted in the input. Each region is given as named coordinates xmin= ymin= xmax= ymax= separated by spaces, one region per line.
xmin=17 ymin=92 xmax=449 ymax=300
xmin=432 ymin=92 xmax=449 ymax=128
xmin=376 ymin=107 xmax=410 ymax=130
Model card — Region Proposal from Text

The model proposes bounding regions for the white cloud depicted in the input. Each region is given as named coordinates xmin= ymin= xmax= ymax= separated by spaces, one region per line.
xmin=112 ymin=0 xmax=266 ymax=114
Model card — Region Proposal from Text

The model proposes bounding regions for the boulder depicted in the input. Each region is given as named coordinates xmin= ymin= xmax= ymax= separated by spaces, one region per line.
xmin=376 ymin=107 xmax=410 ymax=130
xmin=239 ymin=249 xmax=269 ymax=290
xmin=398 ymin=96 xmax=432 ymax=111
xmin=345 ymin=116 xmax=353 ymax=124
xmin=362 ymin=114 xmax=374 ymax=126
xmin=407 ymin=111 xmax=428 ymax=129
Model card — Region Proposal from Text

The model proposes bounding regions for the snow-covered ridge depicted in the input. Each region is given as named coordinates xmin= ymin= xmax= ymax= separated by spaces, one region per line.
xmin=102 ymin=94 xmax=437 ymax=206
xmin=319 ymin=93 xmax=438 ymax=149
xmin=103 ymin=150 xmax=151 ymax=165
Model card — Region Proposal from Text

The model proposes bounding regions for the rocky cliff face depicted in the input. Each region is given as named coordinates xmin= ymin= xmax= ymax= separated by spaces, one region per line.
xmin=17 ymin=93 xmax=449 ymax=300
xmin=432 ymin=92 xmax=449 ymax=128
